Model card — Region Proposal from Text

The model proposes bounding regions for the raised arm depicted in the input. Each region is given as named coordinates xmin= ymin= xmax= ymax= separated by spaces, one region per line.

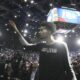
xmin=9 ymin=20 xmax=36 ymax=46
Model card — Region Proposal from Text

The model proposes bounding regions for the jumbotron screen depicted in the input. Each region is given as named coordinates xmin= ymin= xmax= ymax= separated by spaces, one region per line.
xmin=47 ymin=8 xmax=80 ymax=24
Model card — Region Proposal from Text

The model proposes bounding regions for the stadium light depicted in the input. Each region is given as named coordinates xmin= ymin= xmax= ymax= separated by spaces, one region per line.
xmin=24 ymin=29 xmax=28 ymax=33
xmin=56 ymin=35 xmax=64 ymax=42
xmin=77 ymin=39 xmax=80 ymax=45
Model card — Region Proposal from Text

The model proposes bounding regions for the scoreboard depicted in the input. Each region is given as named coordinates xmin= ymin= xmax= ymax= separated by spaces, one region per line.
xmin=47 ymin=8 xmax=80 ymax=24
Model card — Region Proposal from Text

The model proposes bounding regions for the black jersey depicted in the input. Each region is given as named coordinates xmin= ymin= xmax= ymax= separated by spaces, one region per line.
xmin=26 ymin=42 xmax=76 ymax=80
xmin=39 ymin=42 xmax=73 ymax=80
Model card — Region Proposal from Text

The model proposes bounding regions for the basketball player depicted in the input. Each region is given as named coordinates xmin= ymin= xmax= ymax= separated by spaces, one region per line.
xmin=34 ymin=22 xmax=77 ymax=80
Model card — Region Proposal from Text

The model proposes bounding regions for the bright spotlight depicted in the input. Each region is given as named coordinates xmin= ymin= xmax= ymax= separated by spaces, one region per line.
xmin=24 ymin=29 xmax=28 ymax=33
xmin=23 ymin=33 xmax=27 ymax=37
xmin=71 ymin=30 xmax=75 ymax=33
xmin=24 ymin=0 xmax=27 ymax=2
xmin=64 ymin=35 xmax=67 ymax=38
xmin=26 ymin=23 xmax=29 ymax=27
xmin=14 ymin=15 xmax=17 ymax=18
xmin=23 ymin=47 xmax=26 ymax=50
xmin=56 ymin=36 xmax=64 ymax=42
xmin=49 ymin=3 xmax=53 ymax=7
xmin=5 ymin=24 xmax=8 ymax=26
xmin=14 ymin=31 xmax=17 ymax=34
xmin=6 ymin=28 xmax=9 ymax=31
xmin=77 ymin=39 xmax=80 ymax=45
xmin=30 ymin=0 xmax=34 ymax=4
xmin=28 ymin=14 xmax=31 ymax=17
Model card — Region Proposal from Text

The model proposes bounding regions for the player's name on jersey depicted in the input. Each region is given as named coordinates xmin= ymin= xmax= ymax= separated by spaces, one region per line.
xmin=41 ymin=48 xmax=57 ymax=53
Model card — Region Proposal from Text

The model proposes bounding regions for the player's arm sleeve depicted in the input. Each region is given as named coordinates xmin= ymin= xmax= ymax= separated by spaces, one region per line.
xmin=63 ymin=43 xmax=77 ymax=80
